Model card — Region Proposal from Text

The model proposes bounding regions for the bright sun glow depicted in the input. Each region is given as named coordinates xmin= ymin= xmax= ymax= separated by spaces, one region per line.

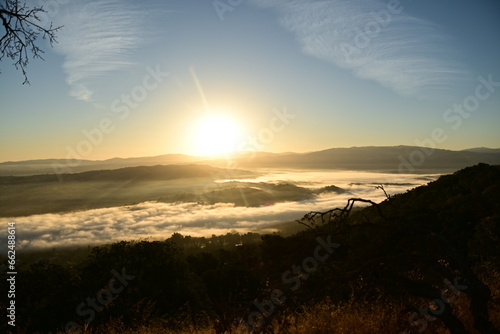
xmin=194 ymin=113 xmax=241 ymax=156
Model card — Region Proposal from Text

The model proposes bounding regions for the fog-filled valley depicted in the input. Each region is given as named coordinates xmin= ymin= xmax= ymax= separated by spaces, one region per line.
xmin=0 ymin=163 xmax=439 ymax=250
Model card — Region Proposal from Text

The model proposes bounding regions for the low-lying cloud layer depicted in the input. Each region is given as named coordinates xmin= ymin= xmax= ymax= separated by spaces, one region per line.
xmin=2 ymin=171 xmax=438 ymax=250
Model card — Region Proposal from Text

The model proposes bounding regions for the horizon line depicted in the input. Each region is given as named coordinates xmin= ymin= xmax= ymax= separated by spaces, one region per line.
xmin=2 ymin=145 xmax=499 ymax=164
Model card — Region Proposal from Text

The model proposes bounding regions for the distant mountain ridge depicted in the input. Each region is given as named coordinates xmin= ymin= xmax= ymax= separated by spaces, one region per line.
xmin=2 ymin=146 xmax=500 ymax=176
xmin=461 ymin=147 xmax=500 ymax=154
xmin=0 ymin=154 xmax=202 ymax=176
xmin=211 ymin=145 xmax=500 ymax=173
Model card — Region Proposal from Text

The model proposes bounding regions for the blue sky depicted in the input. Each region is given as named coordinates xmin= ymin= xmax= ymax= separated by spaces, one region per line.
xmin=1 ymin=0 xmax=499 ymax=161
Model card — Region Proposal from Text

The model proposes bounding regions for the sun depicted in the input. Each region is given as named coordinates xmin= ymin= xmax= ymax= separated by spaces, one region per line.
xmin=193 ymin=113 xmax=241 ymax=156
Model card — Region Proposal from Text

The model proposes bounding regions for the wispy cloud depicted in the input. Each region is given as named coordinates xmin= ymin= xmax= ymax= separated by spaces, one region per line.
xmin=53 ymin=0 xmax=145 ymax=101
xmin=249 ymin=0 xmax=468 ymax=96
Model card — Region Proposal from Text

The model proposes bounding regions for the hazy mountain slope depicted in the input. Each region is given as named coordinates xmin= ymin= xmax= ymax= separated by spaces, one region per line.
xmin=0 ymin=165 xmax=257 ymax=217
xmin=2 ymin=146 xmax=500 ymax=176
xmin=462 ymin=147 xmax=500 ymax=154
xmin=0 ymin=164 xmax=255 ymax=184
xmin=232 ymin=146 xmax=500 ymax=172
xmin=0 ymin=154 xmax=202 ymax=176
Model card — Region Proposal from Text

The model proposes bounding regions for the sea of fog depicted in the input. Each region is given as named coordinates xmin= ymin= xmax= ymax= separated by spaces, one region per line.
xmin=3 ymin=170 xmax=440 ymax=250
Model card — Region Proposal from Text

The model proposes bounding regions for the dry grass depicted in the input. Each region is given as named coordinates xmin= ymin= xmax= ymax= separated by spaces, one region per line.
xmin=81 ymin=272 xmax=500 ymax=334
xmin=278 ymin=299 xmax=405 ymax=334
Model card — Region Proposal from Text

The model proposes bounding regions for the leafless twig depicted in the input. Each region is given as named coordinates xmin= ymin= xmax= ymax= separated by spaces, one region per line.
xmin=0 ymin=0 xmax=62 ymax=84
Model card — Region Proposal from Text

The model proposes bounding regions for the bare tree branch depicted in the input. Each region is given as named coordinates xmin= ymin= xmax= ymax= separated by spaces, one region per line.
xmin=0 ymin=0 xmax=62 ymax=84
xmin=375 ymin=184 xmax=390 ymax=200
xmin=296 ymin=197 xmax=387 ymax=233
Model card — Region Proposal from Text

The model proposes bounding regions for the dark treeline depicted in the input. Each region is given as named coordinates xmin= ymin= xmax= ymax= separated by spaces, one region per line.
xmin=1 ymin=164 xmax=499 ymax=333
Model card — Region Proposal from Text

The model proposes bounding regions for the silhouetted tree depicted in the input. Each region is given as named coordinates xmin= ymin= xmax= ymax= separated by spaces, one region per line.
xmin=0 ymin=0 xmax=61 ymax=83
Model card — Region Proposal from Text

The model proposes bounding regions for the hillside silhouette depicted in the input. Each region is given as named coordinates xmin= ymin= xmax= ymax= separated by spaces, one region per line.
xmin=1 ymin=164 xmax=499 ymax=333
